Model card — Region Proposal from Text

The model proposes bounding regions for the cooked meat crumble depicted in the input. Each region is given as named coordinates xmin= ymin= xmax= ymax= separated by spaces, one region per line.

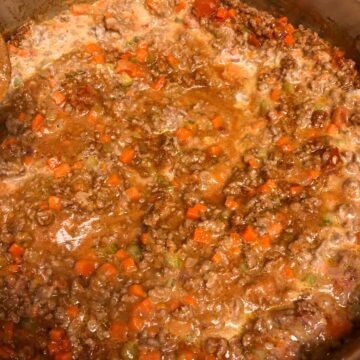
xmin=0 ymin=0 xmax=360 ymax=359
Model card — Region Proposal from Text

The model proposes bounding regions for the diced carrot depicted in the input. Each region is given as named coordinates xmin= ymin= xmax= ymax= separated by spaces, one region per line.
xmin=2 ymin=137 xmax=17 ymax=148
xmin=139 ymin=350 xmax=161 ymax=360
xmin=48 ymin=196 xmax=62 ymax=211
xmin=86 ymin=43 xmax=102 ymax=54
xmin=121 ymin=52 xmax=132 ymax=60
xmin=176 ymin=128 xmax=192 ymax=142
xmin=100 ymin=134 xmax=111 ymax=144
xmin=115 ymin=249 xmax=129 ymax=260
xmin=193 ymin=0 xmax=220 ymax=17
xmin=276 ymin=136 xmax=294 ymax=152
xmin=54 ymin=163 xmax=71 ymax=178
xmin=23 ymin=155 xmax=33 ymax=166
xmin=39 ymin=200 xmax=48 ymax=210
xmin=107 ymin=174 xmax=121 ymax=186
xmin=7 ymin=44 xmax=18 ymax=54
xmin=179 ymin=350 xmax=196 ymax=360
xmin=208 ymin=145 xmax=222 ymax=157
xmin=116 ymin=59 xmax=144 ymax=77
xmin=3 ymin=136 xmax=16 ymax=147
xmin=186 ymin=204 xmax=207 ymax=220
xmin=32 ymin=114 xmax=45 ymax=132
xmin=77 ymin=155 xmax=91 ymax=171
xmin=103 ymin=11 xmax=114 ymax=18
xmin=48 ymin=77 xmax=58 ymax=88
xmin=128 ymin=284 xmax=146 ymax=297
xmin=326 ymin=123 xmax=339 ymax=135
xmin=248 ymin=158 xmax=259 ymax=169
xmin=167 ymin=299 xmax=180 ymax=312
xmin=126 ymin=187 xmax=141 ymax=202
xmin=284 ymin=34 xmax=295 ymax=46
xmin=73 ymin=182 xmax=85 ymax=191
xmin=225 ymin=197 xmax=238 ymax=210
xmin=72 ymin=3 xmax=92 ymax=15
xmin=16 ymin=48 xmax=31 ymax=57
xmin=227 ymin=8 xmax=236 ymax=17
xmin=119 ymin=147 xmax=135 ymax=164
xmin=270 ymin=88 xmax=282 ymax=101
xmin=212 ymin=252 xmax=222 ymax=264
xmin=303 ymin=128 xmax=322 ymax=138
xmin=140 ymin=232 xmax=151 ymax=245
xmin=166 ymin=54 xmax=179 ymax=67
xmin=306 ymin=169 xmax=320 ymax=180
xmin=332 ymin=106 xmax=348 ymax=129
xmin=87 ymin=110 xmax=99 ymax=125
xmin=277 ymin=16 xmax=288 ymax=26
xmin=258 ymin=179 xmax=276 ymax=193
xmin=128 ymin=316 xmax=145 ymax=333
xmin=98 ymin=263 xmax=118 ymax=278
xmin=132 ymin=297 xmax=154 ymax=316
xmin=8 ymin=243 xmax=24 ymax=259
xmin=52 ymin=91 xmax=66 ymax=105
xmin=7 ymin=44 xmax=17 ymax=54
xmin=6 ymin=264 xmax=20 ymax=273
xmin=282 ymin=264 xmax=294 ymax=279
xmin=146 ymin=0 xmax=159 ymax=10
xmin=175 ymin=0 xmax=186 ymax=12
xmin=228 ymin=246 xmax=241 ymax=256
xmin=74 ymin=259 xmax=96 ymax=277
xmin=182 ymin=295 xmax=197 ymax=307
xmin=50 ymin=328 xmax=65 ymax=341
xmin=151 ymin=76 xmax=166 ymax=91
xmin=290 ymin=185 xmax=303 ymax=195
xmin=216 ymin=7 xmax=228 ymax=20
xmin=66 ymin=305 xmax=79 ymax=318
xmin=259 ymin=235 xmax=271 ymax=248
xmin=55 ymin=352 xmax=72 ymax=360
xmin=122 ymin=257 xmax=137 ymax=272
xmin=94 ymin=0 xmax=109 ymax=10
xmin=193 ymin=227 xmax=210 ymax=244
xmin=110 ymin=322 xmax=128 ymax=341
xmin=241 ymin=225 xmax=258 ymax=243
xmin=211 ymin=115 xmax=224 ymax=129
xmin=268 ymin=222 xmax=283 ymax=238
xmin=92 ymin=53 xmax=105 ymax=64
xmin=172 ymin=178 xmax=180 ymax=189
xmin=286 ymin=23 xmax=295 ymax=35
xmin=136 ymin=48 xmax=148 ymax=63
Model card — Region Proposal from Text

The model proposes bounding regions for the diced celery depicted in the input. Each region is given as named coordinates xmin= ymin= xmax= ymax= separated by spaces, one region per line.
xmin=119 ymin=73 xmax=133 ymax=87
xmin=121 ymin=341 xmax=138 ymax=360
xmin=165 ymin=253 xmax=183 ymax=269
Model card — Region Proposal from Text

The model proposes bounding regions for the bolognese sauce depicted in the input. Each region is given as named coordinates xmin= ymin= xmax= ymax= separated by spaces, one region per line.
xmin=0 ymin=0 xmax=360 ymax=359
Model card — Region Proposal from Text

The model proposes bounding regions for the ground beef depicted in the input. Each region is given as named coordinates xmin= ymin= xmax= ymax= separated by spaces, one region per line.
xmin=0 ymin=0 xmax=359 ymax=358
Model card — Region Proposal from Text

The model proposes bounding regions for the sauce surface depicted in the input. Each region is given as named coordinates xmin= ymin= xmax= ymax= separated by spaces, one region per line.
xmin=1 ymin=0 xmax=360 ymax=359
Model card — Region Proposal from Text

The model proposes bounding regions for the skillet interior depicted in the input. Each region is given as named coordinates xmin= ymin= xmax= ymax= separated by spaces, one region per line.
xmin=1 ymin=1 xmax=360 ymax=359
